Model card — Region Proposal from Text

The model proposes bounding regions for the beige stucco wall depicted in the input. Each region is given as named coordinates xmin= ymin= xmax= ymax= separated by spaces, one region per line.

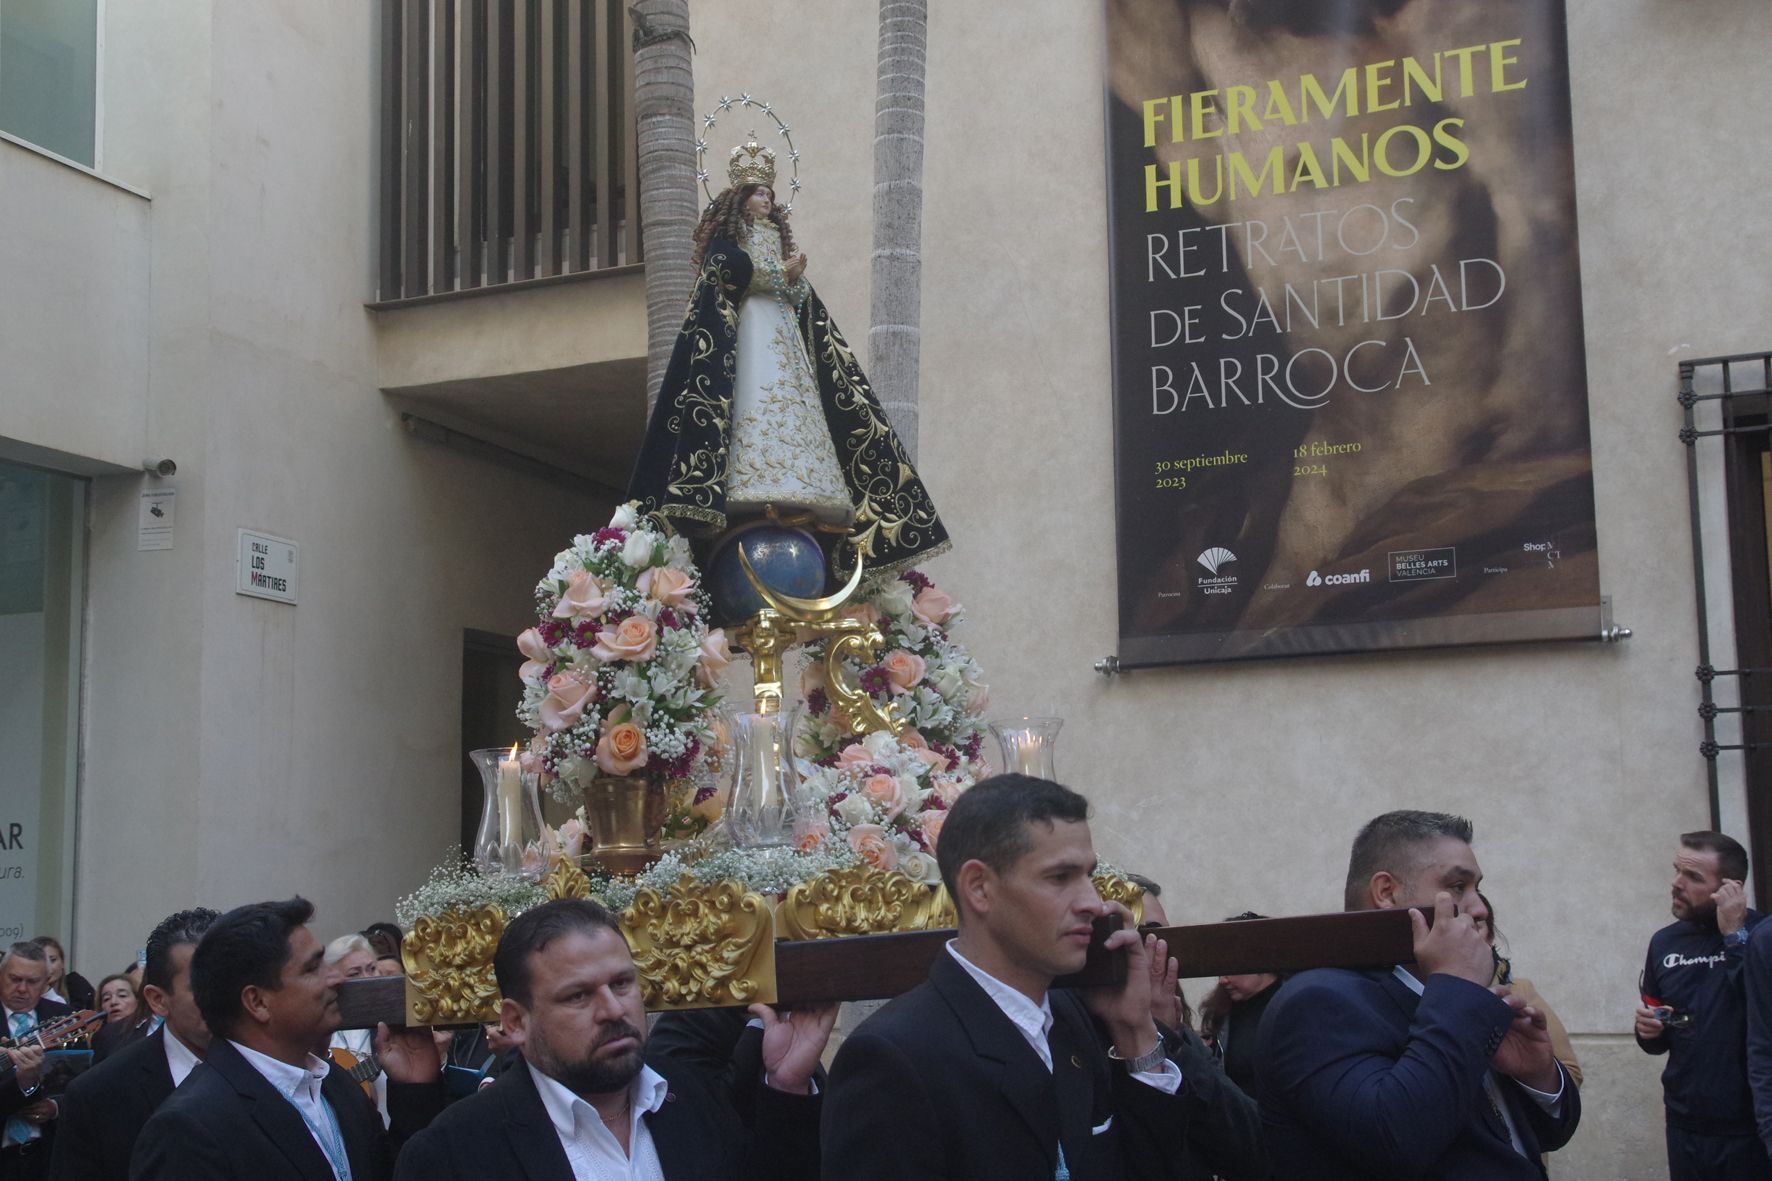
xmin=693 ymin=3 xmax=1772 ymax=1176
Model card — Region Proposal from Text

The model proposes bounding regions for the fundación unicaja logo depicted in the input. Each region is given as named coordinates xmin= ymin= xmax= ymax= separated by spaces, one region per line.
xmin=1195 ymin=548 xmax=1239 ymax=596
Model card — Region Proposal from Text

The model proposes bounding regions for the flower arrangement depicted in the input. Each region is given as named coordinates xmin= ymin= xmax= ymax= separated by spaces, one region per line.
xmin=793 ymin=728 xmax=977 ymax=885
xmin=395 ymin=857 xmax=549 ymax=930
xmin=796 ymin=570 xmax=991 ymax=777
xmin=516 ymin=503 xmax=731 ymax=805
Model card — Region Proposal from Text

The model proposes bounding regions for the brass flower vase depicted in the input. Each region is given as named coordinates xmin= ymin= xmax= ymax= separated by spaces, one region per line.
xmin=580 ymin=774 xmax=668 ymax=875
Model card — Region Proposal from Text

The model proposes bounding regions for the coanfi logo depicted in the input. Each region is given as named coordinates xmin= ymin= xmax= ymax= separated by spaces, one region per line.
xmin=1306 ymin=568 xmax=1370 ymax=587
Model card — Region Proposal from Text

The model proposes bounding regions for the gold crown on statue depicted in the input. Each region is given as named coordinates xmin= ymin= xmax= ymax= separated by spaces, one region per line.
xmin=728 ymin=136 xmax=777 ymax=189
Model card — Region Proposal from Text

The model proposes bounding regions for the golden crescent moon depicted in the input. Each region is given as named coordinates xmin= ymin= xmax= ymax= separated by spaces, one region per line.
xmin=737 ymin=540 xmax=865 ymax=619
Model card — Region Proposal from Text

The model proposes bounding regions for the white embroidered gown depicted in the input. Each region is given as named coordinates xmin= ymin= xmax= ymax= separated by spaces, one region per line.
xmin=723 ymin=221 xmax=855 ymax=526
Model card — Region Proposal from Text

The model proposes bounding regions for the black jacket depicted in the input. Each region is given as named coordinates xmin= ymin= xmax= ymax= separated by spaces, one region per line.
xmin=822 ymin=951 xmax=1181 ymax=1181
xmin=1640 ymin=909 xmax=1766 ymax=1134
xmin=129 ymin=1037 xmax=441 ymax=1181
xmin=1259 ymin=967 xmax=1581 ymax=1179
xmin=393 ymin=1041 xmax=819 ymax=1181
xmin=1162 ymin=1023 xmax=1266 ymax=1181
xmin=49 ymin=1026 xmax=178 ymax=1181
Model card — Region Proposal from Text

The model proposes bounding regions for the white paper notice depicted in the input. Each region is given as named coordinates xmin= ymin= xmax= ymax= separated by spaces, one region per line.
xmin=138 ymin=487 xmax=176 ymax=550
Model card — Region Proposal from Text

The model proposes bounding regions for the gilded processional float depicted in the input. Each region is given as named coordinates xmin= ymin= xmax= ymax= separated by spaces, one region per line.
xmin=351 ymin=103 xmax=1415 ymax=1032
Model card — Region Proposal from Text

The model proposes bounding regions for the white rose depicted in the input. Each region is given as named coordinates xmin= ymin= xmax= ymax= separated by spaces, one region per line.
xmin=929 ymin=662 xmax=964 ymax=700
xmin=610 ymin=502 xmax=639 ymax=530
xmin=896 ymin=774 xmax=922 ymax=800
xmin=898 ymin=849 xmax=941 ymax=886
xmin=834 ymin=793 xmax=874 ymax=826
xmin=861 ymin=729 xmax=896 ymax=758
xmin=621 ymin=531 xmax=655 ymax=568
xmin=873 ymin=582 xmax=915 ymax=618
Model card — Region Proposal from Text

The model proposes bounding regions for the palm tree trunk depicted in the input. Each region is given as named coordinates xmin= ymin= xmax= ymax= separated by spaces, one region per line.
xmin=868 ymin=0 xmax=928 ymax=461
xmin=631 ymin=0 xmax=697 ymax=411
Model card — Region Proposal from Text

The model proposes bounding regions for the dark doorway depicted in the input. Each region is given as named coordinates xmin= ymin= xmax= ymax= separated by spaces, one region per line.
xmin=459 ymin=628 xmax=527 ymax=853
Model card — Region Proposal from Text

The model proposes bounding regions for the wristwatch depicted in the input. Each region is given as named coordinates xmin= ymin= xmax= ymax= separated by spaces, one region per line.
xmin=1107 ymin=1035 xmax=1169 ymax=1074
xmin=1728 ymin=927 xmax=1751 ymax=947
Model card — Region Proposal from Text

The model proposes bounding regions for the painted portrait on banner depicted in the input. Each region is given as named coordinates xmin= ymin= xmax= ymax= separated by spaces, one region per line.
xmin=1104 ymin=0 xmax=1600 ymax=665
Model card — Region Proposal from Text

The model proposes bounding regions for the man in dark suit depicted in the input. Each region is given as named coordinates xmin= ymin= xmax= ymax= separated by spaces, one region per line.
xmin=2 ymin=941 xmax=75 ymax=1180
xmin=394 ymin=897 xmax=833 ymax=1181
xmin=822 ymin=774 xmax=1185 ymax=1181
xmin=1258 ymin=809 xmax=1582 ymax=1179
xmin=48 ymin=908 xmax=219 ymax=1181
xmin=130 ymin=897 xmax=443 ymax=1181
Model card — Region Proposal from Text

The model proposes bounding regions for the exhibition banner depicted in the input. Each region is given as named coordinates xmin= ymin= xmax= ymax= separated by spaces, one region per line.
xmin=1104 ymin=0 xmax=1600 ymax=665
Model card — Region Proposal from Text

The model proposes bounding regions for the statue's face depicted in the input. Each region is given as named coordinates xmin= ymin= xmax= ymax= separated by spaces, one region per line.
xmin=745 ymin=187 xmax=774 ymax=219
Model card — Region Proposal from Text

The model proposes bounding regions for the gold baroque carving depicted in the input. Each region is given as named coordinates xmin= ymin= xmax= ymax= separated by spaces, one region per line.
xmin=1093 ymin=874 xmax=1146 ymax=926
xmin=622 ymin=875 xmax=778 ymax=1009
xmin=778 ymin=866 xmax=943 ymax=939
xmin=402 ymin=905 xmax=506 ymax=1024
xmin=928 ymin=885 xmax=958 ymax=931
xmin=541 ymin=858 xmax=594 ymax=901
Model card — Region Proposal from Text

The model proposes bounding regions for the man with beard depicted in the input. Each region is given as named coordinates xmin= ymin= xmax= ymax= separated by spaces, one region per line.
xmin=49 ymin=908 xmax=218 ymax=1181
xmin=1258 ymin=810 xmax=1581 ymax=1178
xmin=131 ymin=897 xmax=444 ymax=1180
xmin=393 ymin=898 xmax=833 ymax=1181
xmin=1638 ymin=831 xmax=1770 ymax=1179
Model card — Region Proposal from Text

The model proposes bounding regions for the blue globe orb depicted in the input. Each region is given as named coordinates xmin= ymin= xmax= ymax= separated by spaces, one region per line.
xmin=706 ymin=523 xmax=830 ymax=624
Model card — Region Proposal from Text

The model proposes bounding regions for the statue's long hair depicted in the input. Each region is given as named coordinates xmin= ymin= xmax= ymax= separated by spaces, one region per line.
xmin=691 ymin=184 xmax=797 ymax=269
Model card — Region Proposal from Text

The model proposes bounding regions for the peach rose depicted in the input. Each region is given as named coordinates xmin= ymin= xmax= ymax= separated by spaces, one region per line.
xmin=932 ymin=776 xmax=965 ymax=806
xmin=695 ymin=628 xmax=732 ymax=689
xmin=554 ymin=818 xmax=588 ymax=860
xmin=638 ymin=565 xmax=696 ymax=609
xmin=911 ymin=586 xmax=956 ymax=626
xmin=881 ymin=650 xmax=926 ymax=694
xmin=860 ymin=773 xmax=908 ymax=819
xmin=964 ymin=678 xmax=991 ymax=714
xmin=692 ymin=787 xmax=728 ymax=823
xmin=553 ymin=570 xmax=612 ymax=619
xmin=595 ymin=719 xmax=649 ymax=775
xmin=592 ymin=614 xmax=658 ymax=663
xmin=919 ymin=810 xmax=947 ymax=850
xmin=836 ymin=743 xmax=874 ymax=768
xmin=840 ymin=602 xmax=882 ymax=626
xmin=793 ymin=818 xmax=828 ymax=852
xmin=517 ymin=628 xmax=554 ymax=682
xmin=898 ymin=729 xmax=949 ymax=772
xmin=847 ymin=824 xmax=900 ymax=873
xmin=539 ymin=672 xmax=596 ymax=732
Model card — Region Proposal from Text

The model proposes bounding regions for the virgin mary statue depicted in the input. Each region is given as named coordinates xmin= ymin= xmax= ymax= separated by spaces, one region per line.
xmin=627 ymin=137 xmax=948 ymax=579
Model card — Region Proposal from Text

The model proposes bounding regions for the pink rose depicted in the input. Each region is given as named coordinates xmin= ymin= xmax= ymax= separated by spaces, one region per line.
xmin=881 ymin=650 xmax=926 ymax=694
xmin=592 ymin=615 xmax=658 ymax=663
xmin=860 ymin=774 xmax=908 ymax=820
xmin=840 ymin=602 xmax=882 ymax=626
xmin=517 ymin=628 xmax=554 ymax=682
xmin=911 ymin=586 xmax=956 ymax=626
xmin=595 ymin=719 xmax=649 ymax=775
xmin=836 ymin=743 xmax=873 ymax=768
xmin=695 ymin=628 xmax=732 ymax=689
xmin=847 ymin=824 xmax=900 ymax=873
xmin=899 ymin=729 xmax=949 ymax=772
xmin=638 ymin=565 xmax=697 ymax=610
xmin=932 ymin=776 xmax=965 ymax=806
xmin=964 ymin=678 xmax=991 ymax=714
xmin=539 ymin=672 xmax=596 ymax=732
xmin=919 ymin=810 xmax=946 ymax=851
xmin=555 ymin=818 xmax=588 ymax=860
xmin=553 ymin=570 xmax=612 ymax=619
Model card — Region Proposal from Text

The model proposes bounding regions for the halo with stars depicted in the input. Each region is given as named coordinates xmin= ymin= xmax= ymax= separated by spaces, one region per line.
xmin=696 ymin=93 xmax=802 ymax=213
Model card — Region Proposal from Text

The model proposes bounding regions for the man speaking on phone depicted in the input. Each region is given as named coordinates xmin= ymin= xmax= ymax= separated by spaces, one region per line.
xmin=1638 ymin=831 xmax=1771 ymax=1179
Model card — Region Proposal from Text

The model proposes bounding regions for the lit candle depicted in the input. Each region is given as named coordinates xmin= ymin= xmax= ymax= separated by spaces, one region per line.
xmin=498 ymin=744 xmax=522 ymax=848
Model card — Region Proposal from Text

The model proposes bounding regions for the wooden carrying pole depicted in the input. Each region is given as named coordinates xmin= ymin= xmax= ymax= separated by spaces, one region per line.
xmin=337 ymin=907 xmax=1425 ymax=1029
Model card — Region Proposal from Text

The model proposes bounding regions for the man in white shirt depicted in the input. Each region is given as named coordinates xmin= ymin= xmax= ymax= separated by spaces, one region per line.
xmin=48 ymin=907 xmax=219 ymax=1181
xmin=823 ymin=773 xmax=1190 ymax=1181
xmin=393 ymin=897 xmax=835 ymax=1181
xmin=131 ymin=897 xmax=444 ymax=1181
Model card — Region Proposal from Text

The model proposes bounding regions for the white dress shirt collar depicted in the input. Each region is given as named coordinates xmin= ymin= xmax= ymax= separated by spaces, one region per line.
xmin=163 ymin=1027 xmax=202 ymax=1086
xmin=527 ymin=1058 xmax=669 ymax=1181
xmin=230 ymin=1039 xmax=330 ymax=1102
xmin=946 ymin=940 xmax=1056 ymax=1070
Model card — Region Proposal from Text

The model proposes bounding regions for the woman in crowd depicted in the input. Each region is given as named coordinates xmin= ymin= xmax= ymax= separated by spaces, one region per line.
xmin=1479 ymin=893 xmax=1582 ymax=1086
xmin=31 ymin=934 xmax=95 ymax=1009
xmin=1197 ymin=912 xmax=1287 ymax=1095
xmin=325 ymin=933 xmax=390 ymax=1123
xmin=89 ymin=972 xmax=151 ymax=1062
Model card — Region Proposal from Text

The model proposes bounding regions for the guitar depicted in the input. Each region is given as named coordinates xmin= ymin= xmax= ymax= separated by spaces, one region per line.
xmin=1 ymin=1009 xmax=104 ymax=1085
xmin=327 ymin=1045 xmax=382 ymax=1099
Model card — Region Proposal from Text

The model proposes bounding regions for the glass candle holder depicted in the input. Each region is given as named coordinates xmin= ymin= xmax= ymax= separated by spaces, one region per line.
xmin=468 ymin=746 xmax=546 ymax=880
xmin=724 ymin=707 xmax=802 ymax=848
xmin=989 ymin=717 xmax=1064 ymax=780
